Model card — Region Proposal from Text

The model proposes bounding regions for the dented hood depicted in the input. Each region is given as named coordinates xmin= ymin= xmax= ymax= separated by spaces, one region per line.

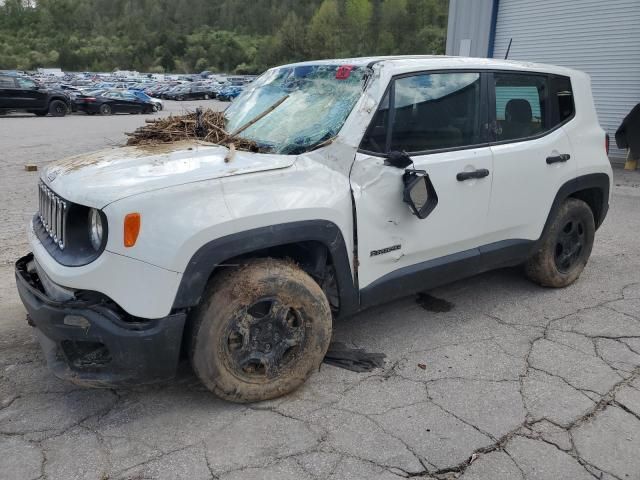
xmin=41 ymin=141 xmax=295 ymax=208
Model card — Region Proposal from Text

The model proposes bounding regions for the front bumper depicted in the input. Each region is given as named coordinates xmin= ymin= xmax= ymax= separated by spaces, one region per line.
xmin=15 ymin=253 xmax=186 ymax=387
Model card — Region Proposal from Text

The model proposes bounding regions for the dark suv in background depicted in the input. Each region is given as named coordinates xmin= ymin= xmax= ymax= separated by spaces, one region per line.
xmin=0 ymin=74 xmax=71 ymax=117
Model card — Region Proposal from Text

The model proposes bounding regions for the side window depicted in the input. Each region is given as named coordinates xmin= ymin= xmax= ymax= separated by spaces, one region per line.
xmin=0 ymin=75 xmax=16 ymax=88
xmin=494 ymin=73 xmax=548 ymax=142
xmin=551 ymin=75 xmax=574 ymax=124
xmin=361 ymin=72 xmax=484 ymax=153
xmin=16 ymin=77 xmax=36 ymax=89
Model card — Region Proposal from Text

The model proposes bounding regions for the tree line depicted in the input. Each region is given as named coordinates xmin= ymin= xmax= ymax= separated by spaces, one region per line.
xmin=0 ymin=0 xmax=448 ymax=74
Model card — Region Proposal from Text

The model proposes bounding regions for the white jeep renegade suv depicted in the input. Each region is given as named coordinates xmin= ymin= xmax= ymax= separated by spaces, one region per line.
xmin=16 ymin=56 xmax=612 ymax=402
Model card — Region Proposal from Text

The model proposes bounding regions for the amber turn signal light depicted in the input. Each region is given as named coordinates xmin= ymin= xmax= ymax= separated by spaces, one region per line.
xmin=124 ymin=213 xmax=141 ymax=247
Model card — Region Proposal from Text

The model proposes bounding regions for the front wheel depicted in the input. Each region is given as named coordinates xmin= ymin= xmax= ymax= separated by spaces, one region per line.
xmin=525 ymin=198 xmax=595 ymax=287
xmin=189 ymin=258 xmax=332 ymax=403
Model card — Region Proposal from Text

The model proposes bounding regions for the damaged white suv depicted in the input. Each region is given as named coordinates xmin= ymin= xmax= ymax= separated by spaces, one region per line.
xmin=16 ymin=56 xmax=612 ymax=402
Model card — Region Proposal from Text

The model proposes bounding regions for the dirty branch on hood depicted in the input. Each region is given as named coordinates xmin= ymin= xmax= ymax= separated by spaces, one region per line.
xmin=125 ymin=108 xmax=266 ymax=153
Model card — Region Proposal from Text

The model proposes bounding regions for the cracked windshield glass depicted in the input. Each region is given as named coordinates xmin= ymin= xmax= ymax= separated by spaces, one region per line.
xmin=224 ymin=64 xmax=366 ymax=154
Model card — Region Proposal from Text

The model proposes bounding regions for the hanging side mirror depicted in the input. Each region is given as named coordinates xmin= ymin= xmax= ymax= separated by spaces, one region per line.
xmin=403 ymin=169 xmax=438 ymax=219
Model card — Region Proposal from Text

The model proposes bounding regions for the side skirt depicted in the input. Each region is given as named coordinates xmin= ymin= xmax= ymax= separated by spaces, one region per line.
xmin=359 ymin=239 xmax=533 ymax=309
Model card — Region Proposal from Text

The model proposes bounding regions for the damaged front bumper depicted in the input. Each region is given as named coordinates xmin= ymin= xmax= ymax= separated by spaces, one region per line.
xmin=15 ymin=253 xmax=186 ymax=387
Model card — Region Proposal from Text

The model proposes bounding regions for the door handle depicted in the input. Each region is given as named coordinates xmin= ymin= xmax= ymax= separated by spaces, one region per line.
xmin=546 ymin=153 xmax=571 ymax=164
xmin=456 ymin=169 xmax=490 ymax=181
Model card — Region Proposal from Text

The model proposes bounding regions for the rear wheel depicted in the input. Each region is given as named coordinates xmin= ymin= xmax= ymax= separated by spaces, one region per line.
xmin=204 ymin=93 xmax=210 ymax=100
xmin=48 ymin=100 xmax=67 ymax=117
xmin=99 ymin=104 xmax=112 ymax=115
xmin=189 ymin=258 xmax=332 ymax=403
xmin=525 ymin=198 xmax=595 ymax=287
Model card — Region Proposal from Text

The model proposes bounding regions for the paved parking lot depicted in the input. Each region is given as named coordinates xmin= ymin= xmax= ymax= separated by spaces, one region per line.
xmin=1 ymin=104 xmax=639 ymax=479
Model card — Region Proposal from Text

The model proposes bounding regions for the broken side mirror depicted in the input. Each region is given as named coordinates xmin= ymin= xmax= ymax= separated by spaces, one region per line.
xmin=403 ymin=169 xmax=438 ymax=219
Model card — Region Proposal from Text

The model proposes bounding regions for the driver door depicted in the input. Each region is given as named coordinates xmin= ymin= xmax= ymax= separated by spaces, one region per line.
xmin=352 ymin=71 xmax=494 ymax=305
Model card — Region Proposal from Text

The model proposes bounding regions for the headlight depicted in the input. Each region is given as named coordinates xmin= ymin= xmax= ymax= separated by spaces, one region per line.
xmin=88 ymin=208 xmax=104 ymax=250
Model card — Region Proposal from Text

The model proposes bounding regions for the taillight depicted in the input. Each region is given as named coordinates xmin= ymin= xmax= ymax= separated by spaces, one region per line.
xmin=605 ymin=133 xmax=610 ymax=156
xmin=85 ymin=97 xmax=96 ymax=103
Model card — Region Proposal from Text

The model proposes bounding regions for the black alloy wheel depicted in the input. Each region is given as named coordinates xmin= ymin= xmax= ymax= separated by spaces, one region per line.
xmin=554 ymin=219 xmax=586 ymax=273
xmin=223 ymin=297 xmax=306 ymax=380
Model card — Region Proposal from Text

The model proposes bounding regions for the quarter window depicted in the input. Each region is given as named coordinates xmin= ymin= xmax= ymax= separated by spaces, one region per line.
xmin=361 ymin=72 xmax=484 ymax=154
xmin=493 ymin=73 xmax=548 ymax=142
xmin=551 ymin=75 xmax=574 ymax=123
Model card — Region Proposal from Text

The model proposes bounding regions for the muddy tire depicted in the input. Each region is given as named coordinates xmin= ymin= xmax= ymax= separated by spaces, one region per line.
xmin=525 ymin=198 xmax=595 ymax=288
xmin=48 ymin=100 xmax=67 ymax=117
xmin=189 ymin=258 xmax=332 ymax=403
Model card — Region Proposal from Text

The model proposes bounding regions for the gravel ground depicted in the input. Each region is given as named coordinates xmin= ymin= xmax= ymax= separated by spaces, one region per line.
xmin=1 ymin=105 xmax=640 ymax=480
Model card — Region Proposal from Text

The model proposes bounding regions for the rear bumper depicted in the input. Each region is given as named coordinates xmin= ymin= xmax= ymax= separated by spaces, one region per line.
xmin=15 ymin=253 xmax=186 ymax=387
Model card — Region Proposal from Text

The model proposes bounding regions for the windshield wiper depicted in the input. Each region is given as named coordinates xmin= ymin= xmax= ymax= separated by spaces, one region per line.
xmin=230 ymin=94 xmax=290 ymax=137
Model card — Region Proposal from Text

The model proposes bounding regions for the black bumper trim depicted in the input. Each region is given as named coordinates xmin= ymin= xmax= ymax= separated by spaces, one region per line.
xmin=15 ymin=253 xmax=186 ymax=387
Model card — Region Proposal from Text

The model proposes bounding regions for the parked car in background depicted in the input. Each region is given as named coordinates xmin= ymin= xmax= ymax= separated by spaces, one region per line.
xmin=0 ymin=74 xmax=71 ymax=116
xmin=76 ymin=90 xmax=155 ymax=115
xmin=165 ymin=84 xmax=215 ymax=101
xmin=132 ymin=90 xmax=163 ymax=111
xmin=217 ymin=85 xmax=244 ymax=101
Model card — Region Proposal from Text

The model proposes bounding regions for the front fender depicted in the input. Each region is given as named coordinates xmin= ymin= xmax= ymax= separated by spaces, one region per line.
xmin=172 ymin=220 xmax=359 ymax=316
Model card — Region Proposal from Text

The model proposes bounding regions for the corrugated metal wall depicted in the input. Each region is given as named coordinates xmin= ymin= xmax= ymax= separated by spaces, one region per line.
xmin=492 ymin=0 xmax=640 ymax=162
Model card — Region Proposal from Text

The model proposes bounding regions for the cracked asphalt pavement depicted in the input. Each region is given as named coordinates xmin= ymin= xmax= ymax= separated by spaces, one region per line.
xmin=2 ymin=105 xmax=640 ymax=479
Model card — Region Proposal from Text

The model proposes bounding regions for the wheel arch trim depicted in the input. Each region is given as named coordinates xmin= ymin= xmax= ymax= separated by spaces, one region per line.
xmin=542 ymin=173 xmax=610 ymax=236
xmin=172 ymin=220 xmax=359 ymax=317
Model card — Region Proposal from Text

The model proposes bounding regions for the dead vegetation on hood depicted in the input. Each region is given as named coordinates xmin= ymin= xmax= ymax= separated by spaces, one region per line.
xmin=125 ymin=108 xmax=266 ymax=152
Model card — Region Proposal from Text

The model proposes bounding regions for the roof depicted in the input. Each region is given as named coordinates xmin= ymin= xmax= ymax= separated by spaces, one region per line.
xmin=277 ymin=55 xmax=584 ymax=78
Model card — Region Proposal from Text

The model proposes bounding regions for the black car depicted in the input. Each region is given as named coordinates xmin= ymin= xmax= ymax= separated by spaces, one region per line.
xmin=76 ymin=90 xmax=155 ymax=115
xmin=167 ymin=84 xmax=215 ymax=101
xmin=0 ymin=74 xmax=70 ymax=117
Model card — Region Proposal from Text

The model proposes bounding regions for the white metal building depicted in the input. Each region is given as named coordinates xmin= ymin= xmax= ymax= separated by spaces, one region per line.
xmin=446 ymin=0 xmax=640 ymax=163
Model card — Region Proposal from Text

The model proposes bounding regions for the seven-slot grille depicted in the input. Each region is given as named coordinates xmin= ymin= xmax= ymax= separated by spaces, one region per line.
xmin=38 ymin=181 xmax=68 ymax=250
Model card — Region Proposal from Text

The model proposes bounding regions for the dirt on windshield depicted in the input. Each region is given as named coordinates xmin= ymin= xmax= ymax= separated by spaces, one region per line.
xmin=125 ymin=108 xmax=266 ymax=152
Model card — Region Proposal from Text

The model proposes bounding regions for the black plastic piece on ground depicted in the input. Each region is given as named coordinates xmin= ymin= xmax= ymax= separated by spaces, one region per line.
xmin=323 ymin=342 xmax=386 ymax=373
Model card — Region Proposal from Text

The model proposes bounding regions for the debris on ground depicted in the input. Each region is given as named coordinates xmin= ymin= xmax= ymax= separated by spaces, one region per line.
xmin=323 ymin=342 xmax=386 ymax=372
xmin=125 ymin=108 xmax=265 ymax=152
xmin=24 ymin=164 xmax=37 ymax=172
xmin=417 ymin=363 xmax=427 ymax=370
xmin=416 ymin=293 xmax=454 ymax=312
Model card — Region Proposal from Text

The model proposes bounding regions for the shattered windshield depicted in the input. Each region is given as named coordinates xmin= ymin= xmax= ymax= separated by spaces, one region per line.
xmin=224 ymin=64 xmax=366 ymax=154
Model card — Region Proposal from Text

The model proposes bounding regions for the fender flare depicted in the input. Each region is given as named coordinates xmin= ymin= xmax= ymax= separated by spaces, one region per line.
xmin=541 ymin=173 xmax=610 ymax=237
xmin=172 ymin=220 xmax=359 ymax=317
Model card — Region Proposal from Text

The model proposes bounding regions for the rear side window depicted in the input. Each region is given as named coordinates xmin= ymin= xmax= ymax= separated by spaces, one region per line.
xmin=493 ymin=72 xmax=548 ymax=142
xmin=0 ymin=75 xmax=15 ymax=88
xmin=361 ymin=72 xmax=484 ymax=154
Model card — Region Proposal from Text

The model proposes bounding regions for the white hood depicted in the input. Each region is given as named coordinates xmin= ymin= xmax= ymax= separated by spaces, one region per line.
xmin=41 ymin=141 xmax=296 ymax=208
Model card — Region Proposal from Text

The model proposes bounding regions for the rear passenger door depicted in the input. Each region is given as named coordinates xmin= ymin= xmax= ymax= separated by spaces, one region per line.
xmin=485 ymin=72 xmax=576 ymax=243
